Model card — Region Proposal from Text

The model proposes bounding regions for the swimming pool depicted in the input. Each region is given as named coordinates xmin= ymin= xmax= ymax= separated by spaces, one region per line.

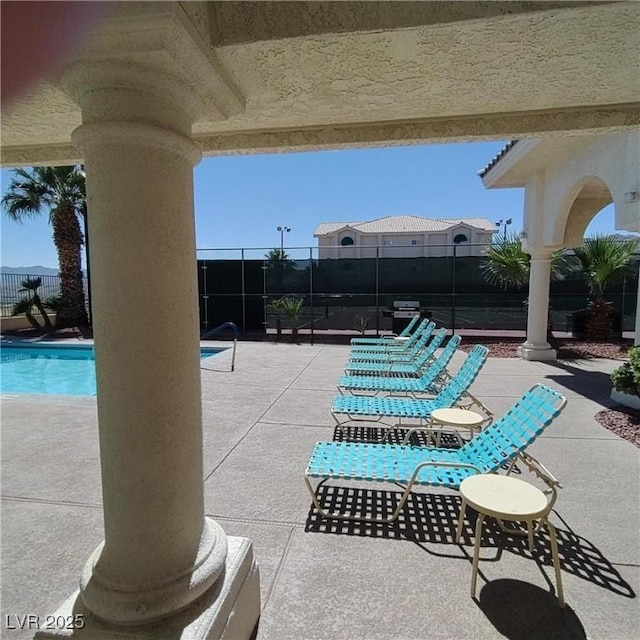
xmin=0 ymin=344 xmax=224 ymax=396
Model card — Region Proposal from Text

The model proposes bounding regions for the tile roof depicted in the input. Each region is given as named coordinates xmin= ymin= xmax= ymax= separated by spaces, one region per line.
xmin=314 ymin=216 xmax=497 ymax=236
xmin=477 ymin=140 xmax=519 ymax=178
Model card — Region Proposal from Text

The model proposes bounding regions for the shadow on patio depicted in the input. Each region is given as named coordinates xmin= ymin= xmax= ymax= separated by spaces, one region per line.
xmin=305 ymin=487 xmax=634 ymax=638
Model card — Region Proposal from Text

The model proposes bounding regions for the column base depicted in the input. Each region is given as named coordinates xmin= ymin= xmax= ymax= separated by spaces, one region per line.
xmin=517 ymin=343 xmax=557 ymax=361
xmin=34 ymin=536 xmax=260 ymax=640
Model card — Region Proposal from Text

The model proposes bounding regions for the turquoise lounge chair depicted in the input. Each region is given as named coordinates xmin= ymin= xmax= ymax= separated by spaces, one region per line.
xmin=305 ymin=383 xmax=567 ymax=523
xmin=344 ymin=328 xmax=446 ymax=375
xmin=350 ymin=315 xmax=421 ymax=346
xmin=350 ymin=318 xmax=430 ymax=354
xmin=338 ymin=335 xmax=461 ymax=396
xmin=347 ymin=321 xmax=435 ymax=362
xmin=334 ymin=345 xmax=490 ymax=435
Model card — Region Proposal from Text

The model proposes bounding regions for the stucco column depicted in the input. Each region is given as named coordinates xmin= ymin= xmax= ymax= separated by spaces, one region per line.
xmin=518 ymin=250 xmax=557 ymax=361
xmin=62 ymin=62 xmax=228 ymax=625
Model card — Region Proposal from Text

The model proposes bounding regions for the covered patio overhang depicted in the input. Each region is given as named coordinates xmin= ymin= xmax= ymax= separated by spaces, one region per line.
xmin=1 ymin=1 xmax=639 ymax=638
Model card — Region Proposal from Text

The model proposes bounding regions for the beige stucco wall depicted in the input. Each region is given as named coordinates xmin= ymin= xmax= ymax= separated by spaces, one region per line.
xmin=0 ymin=314 xmax=57 ymax=332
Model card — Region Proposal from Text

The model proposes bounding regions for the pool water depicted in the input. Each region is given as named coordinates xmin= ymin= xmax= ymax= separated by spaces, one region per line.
xmin=0 ymin=344 xmax=223 ymax=396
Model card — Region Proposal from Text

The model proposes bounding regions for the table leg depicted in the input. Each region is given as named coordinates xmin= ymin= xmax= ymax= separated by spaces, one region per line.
xmin=455 ymin=499 xmax=468 ymax=543
xmin=546 ymin=519 xmax=565 ymax=607
xmin=470 ymin=513 xmax=485 ymax=598
xmin=527 ymin=520 xmax=535 ymax=552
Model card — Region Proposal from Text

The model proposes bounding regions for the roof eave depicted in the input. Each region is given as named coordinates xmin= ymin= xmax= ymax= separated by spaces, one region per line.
xmin=480 ymin=139 xmax=541 ymax=188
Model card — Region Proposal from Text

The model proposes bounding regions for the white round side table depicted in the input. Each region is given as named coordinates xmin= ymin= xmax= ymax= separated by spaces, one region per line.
xmin=429 ymin=407 xmax=485 ymax=446
xmin=455 ymin=473 xmax=564 ymax=607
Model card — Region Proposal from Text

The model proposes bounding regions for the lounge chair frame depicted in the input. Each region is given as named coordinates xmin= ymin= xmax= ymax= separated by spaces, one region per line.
xmin=305 ymin=384 xmax=566 ymax=524
xmin=338 ymin=334 xmax=461 ymax=398
xmin=334 ymin=345 xmax=492 ymax=439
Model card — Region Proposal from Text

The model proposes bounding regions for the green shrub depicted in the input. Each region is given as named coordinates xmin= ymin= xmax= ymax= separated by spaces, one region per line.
xmin=611 ymin=347 xmax=640 ymax=396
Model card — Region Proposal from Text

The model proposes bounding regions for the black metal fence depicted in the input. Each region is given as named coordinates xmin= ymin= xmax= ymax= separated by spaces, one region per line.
xmin=5 ymin=245 xmax=637 ymax=338
xmin=1 ymin=273 xmax=89 ymax=318
xmin=197 ymin=244 xmax=639 ymax=339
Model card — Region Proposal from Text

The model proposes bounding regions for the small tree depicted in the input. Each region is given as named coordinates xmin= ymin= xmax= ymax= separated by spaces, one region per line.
xmin=269 ymin=298 xmax=284 ymax=341
xmin=11 ymin=277 xmax=52 ymax=329
xmin=272 ymin=297 xmax=303 ymax=342
xmin=573 ymin=235 xmax=640 ymax=340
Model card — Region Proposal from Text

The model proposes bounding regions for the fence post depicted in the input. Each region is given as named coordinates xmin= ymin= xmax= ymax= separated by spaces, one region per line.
xmin=375 ymin=246 xmax=380 ymax=336
xmin=241 ymin=249 xmax=246 ymax=334
xmin=201 ymin=262 xmax=208 ymax=334
xmin=451 ymin=244 xmax=457 ymax=335
xmin=309 ymin=247 xmax=314 ymax=345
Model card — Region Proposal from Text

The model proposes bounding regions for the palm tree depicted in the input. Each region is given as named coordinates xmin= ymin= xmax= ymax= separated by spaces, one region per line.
xmin=265 ymin=248 xmax=294 ymax=273
xmin=572 ymin=234 xmax=640 ymax=340
xmin=481 ymin=233 xmax=566 ymax=339
xmin=12 ymin=277 xmax=52 ymax=329
xmin=265 ymin=247 xmax=295 ymax=292
xmin=12 ymin=298 xmax=41 ymax=329
xmin=481 ymin=232 xmax=568 ymax=288
xmin=2 ymin=166 xmax=88 ymax=327
xmin=272 ymin=297 xmax=303 ymax=342
xmin=480 ymin=233 xmax=532 ymax=290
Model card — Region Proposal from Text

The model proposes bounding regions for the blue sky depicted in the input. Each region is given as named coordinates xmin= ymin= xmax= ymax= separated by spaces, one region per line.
xmin=1 ymin=141 xmax=616 ymax=268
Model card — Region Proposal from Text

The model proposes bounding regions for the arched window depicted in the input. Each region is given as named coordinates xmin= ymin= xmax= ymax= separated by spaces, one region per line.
xmin=341 ymin=236 xmax=354 ymax=246
xmin=453 ymin=233 xmax=468 ymax=244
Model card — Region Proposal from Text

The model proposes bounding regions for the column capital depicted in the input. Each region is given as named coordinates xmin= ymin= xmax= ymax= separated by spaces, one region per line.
xmin=60 ymin=59 xmax=202 ymax=134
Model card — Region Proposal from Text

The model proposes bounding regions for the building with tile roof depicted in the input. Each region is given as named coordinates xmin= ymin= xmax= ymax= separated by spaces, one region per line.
xmin=314 ymin=215 xmax=497 ymax=258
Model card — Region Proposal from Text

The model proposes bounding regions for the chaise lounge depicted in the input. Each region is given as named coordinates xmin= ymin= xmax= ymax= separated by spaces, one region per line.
xmin=334 ymin=344 xmax=490 ymax=438
xmin=338 ymin=334 xmax=461 ymax=396
xmin=305 ymin=383 xmax=567 ymax=523
xmin=344 ymin=328 xmax=447 ymax=376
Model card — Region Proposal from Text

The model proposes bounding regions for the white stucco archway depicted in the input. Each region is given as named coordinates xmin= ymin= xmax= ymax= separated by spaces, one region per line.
xmin=481 ymin=132 xmax=640 ymax=359
xmin=552 ymin=175 xmax=613 ymax=248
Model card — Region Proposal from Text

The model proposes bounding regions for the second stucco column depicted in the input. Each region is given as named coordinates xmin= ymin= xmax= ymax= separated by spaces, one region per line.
xmin=65 ymin=63 xmax=227 ymax=624
xmin=518 ymin=250 xmax=557 ymax=361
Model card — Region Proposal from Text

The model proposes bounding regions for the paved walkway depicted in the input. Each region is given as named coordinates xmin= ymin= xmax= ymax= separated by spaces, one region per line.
xmin=1 ymin=341 xmax=639 ymax=639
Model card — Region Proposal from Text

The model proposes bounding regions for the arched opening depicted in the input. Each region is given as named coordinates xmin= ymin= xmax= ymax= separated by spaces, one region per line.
xmin=341 ymin=236 xmax=355 ymax=246
xmin=558 ymin=176 xmax=613 ymax=248
xmin=453 ymin=233 xmax=468 ymax=244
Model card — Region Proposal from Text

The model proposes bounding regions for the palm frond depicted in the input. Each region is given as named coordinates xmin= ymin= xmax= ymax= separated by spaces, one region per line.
xmin=480 ymin=233 xmax=530 ymax=290
xmin=18 ymin=277 xmax=42 ymax=292
xmin=573 ymin=234 xmax=640 ymax=298
xmin=44 ymin=295 xmax=64 ymax=312
xmin=272 ymin=297 xmax=303 ymax=320
xmin=11 ymin=298 xmax=34 ymax=316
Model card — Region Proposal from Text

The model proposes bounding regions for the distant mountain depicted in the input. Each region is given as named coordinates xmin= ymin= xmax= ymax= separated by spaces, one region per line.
xmin=1 ymin=265 xmax=59 ymax=276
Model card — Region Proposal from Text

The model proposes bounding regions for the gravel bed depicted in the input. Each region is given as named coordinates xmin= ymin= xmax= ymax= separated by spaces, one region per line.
xmin=459 ymin=338 xmax=634 ymax=360
xmin=595 ymin=406 xmax=640 ymax=448
xmin=455 ymin=337 xmax=639 ymax=448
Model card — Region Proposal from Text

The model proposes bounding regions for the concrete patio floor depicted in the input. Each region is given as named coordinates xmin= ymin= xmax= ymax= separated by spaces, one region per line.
xmin=1 ymin=340 xmax=639 ymax=639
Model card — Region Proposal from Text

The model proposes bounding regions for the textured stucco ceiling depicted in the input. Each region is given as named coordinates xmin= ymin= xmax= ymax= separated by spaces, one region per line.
xmin=1 ymin=0 xmax=638 ymax=165
xmin=206 ymin=1 xmax=602 ymax=45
